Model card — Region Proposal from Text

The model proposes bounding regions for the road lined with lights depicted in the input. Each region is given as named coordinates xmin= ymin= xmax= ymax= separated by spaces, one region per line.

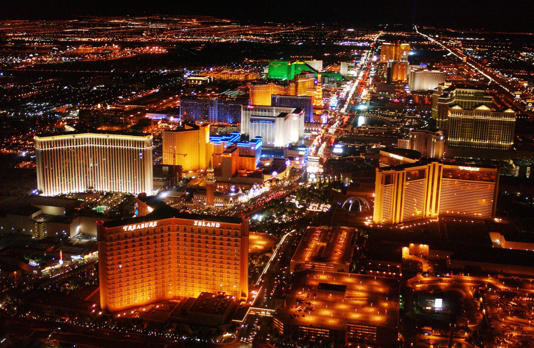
xmin=255 ymin=229 xmax=296 ymax=287
xmin=415 ymin=25 xmax=526 ymax=110
xmin=310 ymin=32 xmax=381 ymax=160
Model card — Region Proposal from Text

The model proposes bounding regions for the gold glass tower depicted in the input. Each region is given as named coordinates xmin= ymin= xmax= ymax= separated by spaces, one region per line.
xmin=380 ymin=43 xmax=410 ymax=63
xmin=35 ymin=133 xmax=153 ymax=196
xmin=162 ymin=124 xmax=213 ymax=172
xmin=373 ymin=162 xmax=498 ymax=224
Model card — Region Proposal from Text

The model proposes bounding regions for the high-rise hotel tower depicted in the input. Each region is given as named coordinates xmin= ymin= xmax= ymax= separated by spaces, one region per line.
xmin=373 ymin=161 xmax=498 ymax=224
xmin=35 ymin=133 xmax=153 ymax=196
xmin=98 ymin=210 xmax=249 ymax=312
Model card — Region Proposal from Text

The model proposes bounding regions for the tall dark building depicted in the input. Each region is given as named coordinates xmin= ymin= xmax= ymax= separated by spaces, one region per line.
xmin=271 ymin=94 xmax=314 ymax=123
xmin=180 ymin=98 xmax=242 ymax=124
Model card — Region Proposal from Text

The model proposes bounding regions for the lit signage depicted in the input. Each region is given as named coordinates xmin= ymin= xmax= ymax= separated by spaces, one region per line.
xmin=123 ymin=221 xmax=158 ymax=231
xmin=458 ymin=166 xmax=480 ymax=172
xmin=194 ymin=220 xmax=221 ymax=228
xmin=332 ymin=146 xmax=343 ymax=154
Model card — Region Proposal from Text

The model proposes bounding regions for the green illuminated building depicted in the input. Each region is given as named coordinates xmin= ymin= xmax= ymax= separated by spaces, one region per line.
xmin=267 ymin=61 xmax=317 ymax=81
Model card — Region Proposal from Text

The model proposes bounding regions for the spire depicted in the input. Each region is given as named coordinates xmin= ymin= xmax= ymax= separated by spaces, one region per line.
xmin=207 ymin=158 xmax=215 ymax=183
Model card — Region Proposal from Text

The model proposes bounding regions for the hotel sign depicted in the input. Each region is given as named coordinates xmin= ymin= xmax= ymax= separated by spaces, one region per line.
xmin=123 ymin=221 xmax=158 ymax=231
xmin=194 ymin=220 xmax=221 ymax=228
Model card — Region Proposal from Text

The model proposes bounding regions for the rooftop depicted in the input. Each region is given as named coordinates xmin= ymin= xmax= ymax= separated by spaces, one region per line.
xmin=34 ymin=131 xmax=151 ymax=140
xmin=189 ymin=292 xmax=236 ymax=315
xmin=280 ymin=271 xmax=399 ymax=331
xmin=103 ymin=204 xmax=243 ymax=228
xmin=291 ymin=226 xmax=356 ymax=273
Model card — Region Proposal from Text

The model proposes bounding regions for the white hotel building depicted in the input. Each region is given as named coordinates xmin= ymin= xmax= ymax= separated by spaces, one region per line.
xmin=241 ymin=105 xmax=304 ymax=147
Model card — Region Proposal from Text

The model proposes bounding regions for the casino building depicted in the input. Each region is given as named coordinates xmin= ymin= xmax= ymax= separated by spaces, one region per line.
xmin=98 ymin=209 xmax=249 ymax=312
xmin=162 ymin=123 xmax=212 ymax=172
xmin=35 ymin=133 xmax=153 ymax=196
xmin=240 ymin=105 xmax=304 ymax=147
xmin=380 ymin=42 xmax=411 ymax=63
xmin=373 ymin=161 xmax=499 ymax=224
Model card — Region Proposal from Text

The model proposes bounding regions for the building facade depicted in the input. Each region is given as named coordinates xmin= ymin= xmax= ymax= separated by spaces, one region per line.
xmin=249 ymin=75 xmax=322 ymax=108
xmin=431 ymin=86 xmax=493 ymax=131
xmin=98 ymin=213 xmax=249 ymax=312
xmin=162 ymin=124 xmax=212 ymax=172
xmin=241 ymin=105 xmax=304 ymax=147
xmin=249 ymin=82 xmax=293 ymax=106
xmin=447 ymin=105 xmax=516 ymax=150
xmin=388 ymin=61 xmax=408 ymax=82
xmin=271 ymin=94 xmax=314 ymax=123
xmin=180 ymin=98 xmax=242 ymax=124
xmin=373 ymin=162 xmax=499 ymax=224
xmin=408 ymin=69 xmax=446 ymax=91
xmin=398 ymin=130 xmax=446 ymax=159
xmin=35 ymin=133 xmax=153 ymax=196
xmin=210 ymin=132 xmax=263 ymax=173
xmin=380 ymin=43 xmax=410 ymax=63
xmin=267 ymin=60 xmax=317 ymax=81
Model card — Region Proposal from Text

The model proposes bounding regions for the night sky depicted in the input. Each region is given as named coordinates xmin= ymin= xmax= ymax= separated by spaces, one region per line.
xmin=1 ymin=0 xmax=533 ymax=31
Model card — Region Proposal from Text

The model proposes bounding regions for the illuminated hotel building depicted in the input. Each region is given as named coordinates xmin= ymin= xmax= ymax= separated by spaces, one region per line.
xmin=408 ymin=68 xmax=446 ymax=91
xmin=267 ymin=60 xmax=317 ymax=81
xmin=162 ymin=124 xmax=213 ymax=172
xmin=249 ymin=82 xmax=294 ymax=106
xmin=388 ymin=61 xmax=408 ymax=82
xmin=241 ymin=105 xmax=304 ymax=147
xmin=398 ymin=130 xmax=446 ymax=159
xmin=98 ymin=212 xmax=249 ymax=312
xmin=373 ymin=162 xmax=499 ymax=224
xmin=35 ymin=133 xmax=153 ymax=196
xmin=271 ymin=95 xmax=313 ymax=123
xmin=380 ymin=43 xmax=410 ymax=63
xmin=431 ymin=85 xmax=493 ymax=131
xmin=210 ymin=132 xmax=262 ymax=172
xmin=179 ymin=98 xmax=242 ymax=124
xmin=447 ymin=105 xmax=516 ymax=150
xmin=249 ymin=75 xmax=322 ymax=108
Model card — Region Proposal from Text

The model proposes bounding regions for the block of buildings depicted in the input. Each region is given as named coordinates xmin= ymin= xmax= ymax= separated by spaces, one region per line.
xmin=447 ymin=105 xmax=516 ymax=150
xmin=380 ymin=42 xmax=410 ymax=63
xmin=431 ymin=85 xmax=493 ymax=131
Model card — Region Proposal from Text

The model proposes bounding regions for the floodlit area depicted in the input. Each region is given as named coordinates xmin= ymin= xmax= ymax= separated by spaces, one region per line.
xmin=280 ymin=271 xmax=399 ymax=332
xmin=290 ymin=226 xmax=357 ymax=273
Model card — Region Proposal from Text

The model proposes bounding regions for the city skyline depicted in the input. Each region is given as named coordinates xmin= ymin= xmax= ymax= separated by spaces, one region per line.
xmin=0 ymin=7 xmax=533 ymax=348
xmin=1 ymin=1 xmax=533 ymax=32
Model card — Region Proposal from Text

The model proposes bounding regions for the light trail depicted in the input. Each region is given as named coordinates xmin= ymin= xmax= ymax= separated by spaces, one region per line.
xmin=256 ymin=229 xmax=296 ymax=286
xmin=415 ymin=25 xmax=524 ymax=106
